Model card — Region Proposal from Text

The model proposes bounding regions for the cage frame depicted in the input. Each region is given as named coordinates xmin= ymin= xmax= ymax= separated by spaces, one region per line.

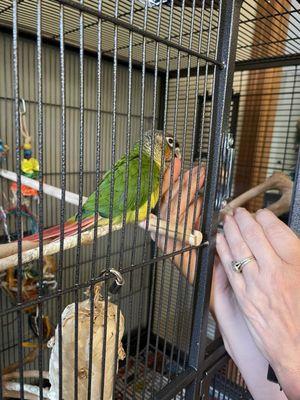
xmin=0 ymin=0 xmax=299 ymax=399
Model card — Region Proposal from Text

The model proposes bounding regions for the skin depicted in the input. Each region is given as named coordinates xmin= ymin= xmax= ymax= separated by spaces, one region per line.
xmin=151 ymin=158 xmax=205 ymax=283
xmin=216 ymin=209 xmax=300 ymax=400
xmin=157 ymin=160 xmax=300 ymax=400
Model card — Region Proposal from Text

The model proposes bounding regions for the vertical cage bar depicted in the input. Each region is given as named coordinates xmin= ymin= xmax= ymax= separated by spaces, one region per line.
xmin=161 ymin=0 xmax=197 ymax=383
xmin=186 ymin=1 xmax=243 ymax=399
xmin=101 ymin=1 xmax=119 ymax=398
xmin=175 ymin=0 xmax=216 ymax=376
xmin=149 ymin=0 xmax=179 ymax=387
xmin=58 ymin=5 xmax=66 ymax=399
xmin=36 ymin=0 xmax=44 ymax=397
xmin=141 ymin=0 xmax=167 ymax=394
xmin=289 ymin=148 xmax=300 ymax=234
xmin=282 ymin=67 xmax=297 ymax=173
xmin=87 ymin=1 xmax=102 ymax=398
xmin=122 ymin=2 xmax=135 ymax=397
xmin=132 ymin=4 xmax=149 ymax=395
xmin=12 ymin=0 xmax=24 ymax=397
xmin=74 ymin=2 xmax=85 ymax=399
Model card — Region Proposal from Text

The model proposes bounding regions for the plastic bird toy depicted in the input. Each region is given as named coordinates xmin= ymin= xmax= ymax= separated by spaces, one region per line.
xmin=10 ymin=99 xmax=39 ymax=199
xmin=0 ymin=138 xmax=9 ymax=164
xmin=21 ymin=143 xmax=39 ymax=179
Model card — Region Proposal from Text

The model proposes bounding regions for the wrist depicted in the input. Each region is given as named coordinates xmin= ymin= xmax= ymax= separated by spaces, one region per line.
xmin=269 ymin=342 xmax=300 ymax=399
xmin=273 ymin=365 xmax=300 ymax=400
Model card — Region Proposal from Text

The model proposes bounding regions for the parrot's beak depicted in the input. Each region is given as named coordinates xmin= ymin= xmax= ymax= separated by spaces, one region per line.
xmin=175 ymin=147 xmax=181 ymax=159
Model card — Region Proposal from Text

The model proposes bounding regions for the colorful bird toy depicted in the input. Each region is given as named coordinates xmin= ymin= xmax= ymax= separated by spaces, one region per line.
xmin=10 ymin=99 xmax=39 ymax=199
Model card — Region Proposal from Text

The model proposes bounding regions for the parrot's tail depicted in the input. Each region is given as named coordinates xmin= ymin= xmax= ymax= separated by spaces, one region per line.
xmin=24 ymin=215 xmax=98 ymax=242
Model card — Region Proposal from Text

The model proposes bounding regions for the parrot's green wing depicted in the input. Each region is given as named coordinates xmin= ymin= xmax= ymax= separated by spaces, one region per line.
xmin=82 ymin=147 xmax=161 ymax=223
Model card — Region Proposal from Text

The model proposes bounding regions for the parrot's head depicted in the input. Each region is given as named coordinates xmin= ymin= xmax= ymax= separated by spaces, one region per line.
xmin=144 ymin=130 xmax=181 ymax=168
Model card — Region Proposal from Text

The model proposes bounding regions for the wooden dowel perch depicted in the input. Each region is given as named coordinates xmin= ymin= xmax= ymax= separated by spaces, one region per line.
xmin=0 ymin=169 xmax=88 ymax=205
xmin=0 ymin=172 xmax=291 ymax=271
xmin=0 ymin=169 xmax=202 ymax=269
xmin=3 ymin=382 xmax=50 ymax=400
xmin=0 ymin=215 xmax=202 ymax=270
xmin=2 ymin=370 xmax=49 ymax=381
xmin=140 ymin=214 xmax=203 ymax=247
xmin=0 ymin=221 xmax=122 ymax=271
xmin=221 ymin=171 xmax=293 ymax=217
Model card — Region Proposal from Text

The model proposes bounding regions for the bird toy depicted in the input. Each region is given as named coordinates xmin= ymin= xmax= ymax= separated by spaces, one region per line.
xmin=0 ymin=200 xmax=57 ymax=346
xmin=0 ymin=138 xmax=9 ymax=165
xmin=10 ymin=98 xmax=39 ymax=202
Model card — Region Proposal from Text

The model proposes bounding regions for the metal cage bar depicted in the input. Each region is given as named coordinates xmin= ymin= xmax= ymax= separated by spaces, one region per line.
xmin=289 ymin=149 xmax=300 ymax=234
xmin=1 ymin=1 xmax=299 ymax=400
xmin=186 ymin=1 xmax=243 ymax=399
xmin=51 ymin=0 xmax=224 ymax=67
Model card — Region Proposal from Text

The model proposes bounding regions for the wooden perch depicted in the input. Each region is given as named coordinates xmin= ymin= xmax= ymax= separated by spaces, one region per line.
xmin=0 ymin=215 xmax=203 ymax=270
xmin=0 ymin=169 xmax=88 ymax=205
xmin=0 ymin=221 xmax=122 ymax=271
xmin=2 ymin=349 xmax=38 ymax=376
xmin=2 ymin=367 xmax=50 ymax=400
xmin=221 ymin=171 xmax=293 ymax=217
xmin=0 ymin=172 xmax=290 ymax=270
xmin=3 ymin=382 xmax=50 ymax=400
xmin=139 ymin=214 xmax=203 ymax=246
xmin=3 ymin=370 xmax=49 ymax=381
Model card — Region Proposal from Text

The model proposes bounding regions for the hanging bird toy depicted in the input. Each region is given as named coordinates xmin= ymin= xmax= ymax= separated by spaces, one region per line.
xmin=10 ymin=99 xmax=39 ymax=200
xmin=0 ymin=138 xmax=9 ymax=165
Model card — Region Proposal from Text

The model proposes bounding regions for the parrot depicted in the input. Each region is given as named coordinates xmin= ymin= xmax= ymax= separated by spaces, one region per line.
xmin=25 ymin=130 xmax=181 ymax=243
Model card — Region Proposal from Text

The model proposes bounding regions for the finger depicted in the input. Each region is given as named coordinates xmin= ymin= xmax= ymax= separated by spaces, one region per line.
xmin=166 ymin=166 xmax=205 ymax=220
xmin=161 ymin=157 xmax=181 ymax=197
xmin=160 ymin=159 xmax=182 ymax=218
xmin=180 ymin=166 xmax=205 ymax=214
xmin=223 ymin=214 xmax=259 ymax=281
xmin=161 ymin=170 xmax=188 ymax=221
xmin=184 ymin=198 xmax=202 ymax=230
xmin=216 ymin=232 xmax=245 ymax=293
xmin=255 ymin=209 xmax=300 ymax=265
xmin=234 ymin=208 xmax=280 ymax=271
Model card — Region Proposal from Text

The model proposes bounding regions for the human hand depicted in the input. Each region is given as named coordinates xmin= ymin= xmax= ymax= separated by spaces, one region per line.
xmin=216 ymin=208 xmax=300 ymax=399
xmin=153 ymin=158 xmax=205 ymax=283
xmin=211 ymin=257 xmax=287 ymax=400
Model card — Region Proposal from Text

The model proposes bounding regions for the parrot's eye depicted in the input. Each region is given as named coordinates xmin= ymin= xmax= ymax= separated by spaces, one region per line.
xmin=166 ymin=137 xmax=174 ymax=147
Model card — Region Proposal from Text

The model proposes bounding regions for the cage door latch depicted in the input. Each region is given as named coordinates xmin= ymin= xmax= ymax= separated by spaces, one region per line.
xmin=217 ymin=132 xmax=235 ymax=210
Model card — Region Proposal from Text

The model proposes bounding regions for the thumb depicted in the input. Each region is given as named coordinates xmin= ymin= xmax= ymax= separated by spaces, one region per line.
xmin=162 ymin=158 xmax=181 ymax=197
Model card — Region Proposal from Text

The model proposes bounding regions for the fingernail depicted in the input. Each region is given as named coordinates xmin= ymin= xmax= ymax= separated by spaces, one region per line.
xmin=235 ymin=207 xmax=244 ymax=214
xmin=224 ymin=213 xmax=231 ymax=222
xmin=256 ymin=208 xmax=264 ymax=214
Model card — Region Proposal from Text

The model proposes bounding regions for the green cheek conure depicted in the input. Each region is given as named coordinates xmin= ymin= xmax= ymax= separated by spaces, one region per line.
xmin=26 ymin=130 xmax=181 ymax=243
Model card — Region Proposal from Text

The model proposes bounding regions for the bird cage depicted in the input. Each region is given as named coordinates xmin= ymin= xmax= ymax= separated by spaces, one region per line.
xmin=0 ymin=0 xmax=299 ymax=400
